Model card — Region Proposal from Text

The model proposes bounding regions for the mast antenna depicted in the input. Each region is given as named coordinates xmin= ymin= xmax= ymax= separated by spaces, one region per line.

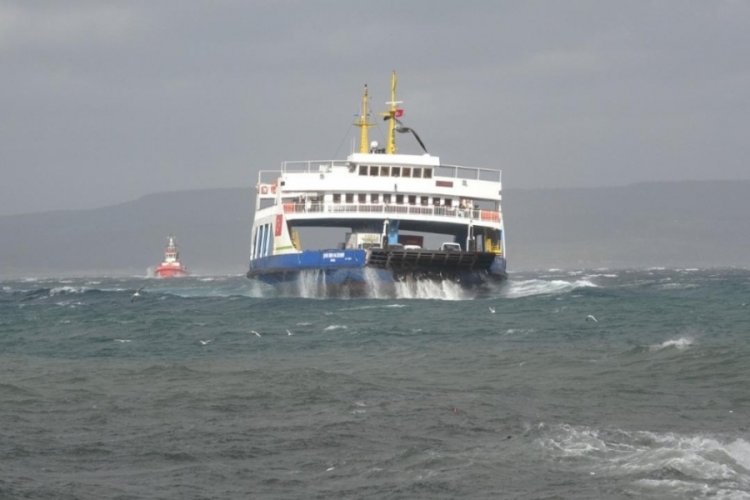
xmin=383 ymin=71 xmax=402 ymax=154
xmin=354 ymin=84 xmax=373 ymax=153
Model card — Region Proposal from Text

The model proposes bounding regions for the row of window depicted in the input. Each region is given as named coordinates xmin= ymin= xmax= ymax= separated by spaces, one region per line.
xmin=251 ymin=223 xmax=273 ymax=259
xmin=332 ymin=193 xmax=458 ymax=207
xmin=357 ymin=165 xmax=433 ymax=179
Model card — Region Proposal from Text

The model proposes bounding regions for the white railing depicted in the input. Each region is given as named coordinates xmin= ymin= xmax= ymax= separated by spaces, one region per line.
xmin=435 ymin=164 xmax=502 ymax=183
xmin=257 ymin=160 xmax=502 ymax=184
xmin=281 ymin=160 xmax=350 ymax=173
xmin=280 ymin=203 xmax=502 ymax=223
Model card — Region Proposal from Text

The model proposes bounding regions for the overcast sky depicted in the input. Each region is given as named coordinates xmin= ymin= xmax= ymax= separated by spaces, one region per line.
xmin=1 ymin=1 xmax=748 ymax=215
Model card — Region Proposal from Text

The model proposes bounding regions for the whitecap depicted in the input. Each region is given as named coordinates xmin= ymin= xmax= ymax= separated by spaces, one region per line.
xmin=503 ymin=279 xmax=598 ymax=299
xmin=504 ymin=328 xmax=534 ymax=335
xmin=49 ymin=286 xmax=87 ymax=296
xmin=339 ymin=304 xmax=407 ymax=311
xmin=649 ymin=337 xmax=694 ymax=352
xmin=726 ymin=439 xmax=750 ymax=471
xmin=324 ymin=325 xmax=348 ymax=331
xmin=538 ymin=424 xmax=750 ymax=495
xmin=393 ymin=277 xmax=472 ymax=301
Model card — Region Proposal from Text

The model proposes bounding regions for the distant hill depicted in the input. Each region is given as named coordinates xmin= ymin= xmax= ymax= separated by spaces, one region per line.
xmin=505 ymin=181 xmax=750 ymax=270
xmin=2 ymin=181 xmax=749 ymax=277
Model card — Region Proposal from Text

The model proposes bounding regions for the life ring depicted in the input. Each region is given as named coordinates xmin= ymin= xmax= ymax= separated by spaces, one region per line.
xmin=260 ymin=185 xmax=268 ymax=195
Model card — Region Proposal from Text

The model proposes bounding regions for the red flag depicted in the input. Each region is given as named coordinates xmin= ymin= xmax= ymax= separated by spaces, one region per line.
xmin=395 ymin=108 xmax=404 ymax=118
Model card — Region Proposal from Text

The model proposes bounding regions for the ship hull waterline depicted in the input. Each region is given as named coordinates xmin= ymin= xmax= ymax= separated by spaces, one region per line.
xmin=246 ymin=248 xmax=507 ymax=295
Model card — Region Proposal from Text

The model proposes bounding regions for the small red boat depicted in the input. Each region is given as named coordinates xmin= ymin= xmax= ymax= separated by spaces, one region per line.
xmin=154 ymin=235 xmax=188 ymax=278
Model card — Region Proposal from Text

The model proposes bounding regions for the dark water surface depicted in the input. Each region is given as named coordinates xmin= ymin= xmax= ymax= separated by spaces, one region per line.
xmin=2 ymin=269 xmax=749 ymax=499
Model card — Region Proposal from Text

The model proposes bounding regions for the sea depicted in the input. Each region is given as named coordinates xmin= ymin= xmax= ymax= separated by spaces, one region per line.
xmin=1 ymin=268 xmax=749 ymax=499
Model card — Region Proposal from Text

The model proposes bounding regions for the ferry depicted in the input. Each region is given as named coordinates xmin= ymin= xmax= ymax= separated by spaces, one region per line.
xmin=154 ymin=235 xmax=188 ymax=278
xmin=247 ymin=73 xmax=506 ymax=294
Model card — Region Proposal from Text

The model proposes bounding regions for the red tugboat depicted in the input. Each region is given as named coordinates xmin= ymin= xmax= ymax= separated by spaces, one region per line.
xmin=154 ymin=235 xmax=188 ymax=278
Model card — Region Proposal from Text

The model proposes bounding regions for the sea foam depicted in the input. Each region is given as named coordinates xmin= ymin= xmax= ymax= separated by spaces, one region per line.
xmin=503 ymin=279 xmax=598 ymax=299
xmin=538 ymin=424 xmax=750 ymax=496
xmin=649 ymin=336 xmax=694 ymax=352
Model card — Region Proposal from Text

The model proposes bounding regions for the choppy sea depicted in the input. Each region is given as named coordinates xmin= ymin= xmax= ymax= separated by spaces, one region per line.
xmin=1 ymin=268 xmax=749 ymax=499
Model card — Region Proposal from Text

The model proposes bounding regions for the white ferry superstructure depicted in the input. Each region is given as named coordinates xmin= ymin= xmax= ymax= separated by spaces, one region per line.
xmin=247 ymin=73 xmax=506 ymax=293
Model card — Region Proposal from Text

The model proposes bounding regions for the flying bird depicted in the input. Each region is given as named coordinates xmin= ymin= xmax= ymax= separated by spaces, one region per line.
xmin=585 ymin=314 xmax=598 ymax=323
xmin=488 ymin=306 xmax=496 ymax=314
xmin=131 ymin=286 xmax=145 ymax=302
xmin=251 ymin=330 xmax=262 ymax=338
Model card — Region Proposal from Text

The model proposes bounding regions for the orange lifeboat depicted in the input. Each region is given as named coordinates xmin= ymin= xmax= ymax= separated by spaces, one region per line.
xmin=154 ymin=235 xmax=188 ymax=278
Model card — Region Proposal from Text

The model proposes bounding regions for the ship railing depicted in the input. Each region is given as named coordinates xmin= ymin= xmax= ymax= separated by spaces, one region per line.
xmin=281 ymin=160 xmax=351 ymax=173
xmin=434 ymin=164 xmax=502 ymax=183
xmin=256 ymin=162 xmax=350 ymax=185
xmin=281 ymin=203 xmax=501 ymax=223
xmin=258 ymin=162 xmax=502 ymax=183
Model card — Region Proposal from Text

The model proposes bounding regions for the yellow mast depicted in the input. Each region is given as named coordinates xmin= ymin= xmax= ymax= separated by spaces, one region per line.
xmin=384 ymin=71 xmax=401 ymax=154
xmin=354 ymin=84 xmax=372 ymax=153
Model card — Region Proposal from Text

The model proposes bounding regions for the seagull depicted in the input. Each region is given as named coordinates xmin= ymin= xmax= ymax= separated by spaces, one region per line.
xmin=286 ymin=329 xmax=294 ymax=336
xmin=130 ymin=286 xmax=145 ymax=302
xmin=488 ymin=306 xmax=496 ymax=314
xmin=251 ymin=330 xmax=262 ymax=338
xmin=199 ymin=339 xmax=212 ymax=345
xmin=585 ymin=314 xmax=598 ymax=323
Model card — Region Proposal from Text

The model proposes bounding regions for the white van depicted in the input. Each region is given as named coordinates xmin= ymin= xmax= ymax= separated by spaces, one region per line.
xmin=440 ymin=242 xmax=461 ymax=252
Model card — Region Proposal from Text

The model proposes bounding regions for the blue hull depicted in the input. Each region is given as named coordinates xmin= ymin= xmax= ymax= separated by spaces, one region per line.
xmin=247 ymin=249 xmax=506 ymax=292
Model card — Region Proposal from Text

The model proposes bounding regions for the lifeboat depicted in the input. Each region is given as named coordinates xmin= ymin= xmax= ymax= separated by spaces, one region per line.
xmin=154 ymin=235 xmax=188 ymax=278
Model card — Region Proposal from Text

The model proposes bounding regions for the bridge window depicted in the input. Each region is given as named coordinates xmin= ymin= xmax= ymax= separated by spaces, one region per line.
xmin=358 ymin=193 xmax=366 ymax=203
xmin=369 ymin=165 xmax=379 ymax=176
xmin=396 ymin=194 xmax=404 ymax=204
xmin=420 ymin=196 xmax=429 ymax=206
xmin=423 ymin=169 xmax=432 ymax=179
xmin=345 ymin=193 xmax=354 ymax=203
xmin=380 ymin=166 xmax=390 ymax=176
xmin=333 ymin=193 xmax=341 ymax=203
xmin=371 ymin=193 xmax=380 ymax=203
xmin=402 ymin=167 xmax=411 ymax=177
xmin=445 ymin=198 xmax=453 ymax=207
xmin=359 ymin=165 xmax=368 ymax=176
xmin=383 ymin=193 xmax=392 ymax=204
xmin=408 ymin=195 xmax=416 ymax=205
xmin=433 ymin=197 xmax=441 ymax=206
xmin=412 ymin=168 xmax=422 ymax=178
xmin=392 ymin=166 xmax=401 ymax=177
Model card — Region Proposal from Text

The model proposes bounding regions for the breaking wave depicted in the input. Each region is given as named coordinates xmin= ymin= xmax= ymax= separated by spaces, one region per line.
xmin=649 ymin=336 xmax=695 ymax=352
xmin=537 ymin=423 xmax=750 ymax=497
xmin=502 ymin=279 xmax=598 ymax=299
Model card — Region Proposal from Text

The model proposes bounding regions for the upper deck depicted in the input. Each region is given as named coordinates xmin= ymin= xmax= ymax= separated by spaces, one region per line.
xmin=257 ymin=153 xmax=502 ymax=202
xmin=251 ymin=73 xmax=504 ymax=232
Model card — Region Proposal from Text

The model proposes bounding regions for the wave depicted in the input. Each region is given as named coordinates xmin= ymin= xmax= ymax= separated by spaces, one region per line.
xmin=502 ymin=279 xmax=598 ymax=299
xmin=338 ymin=304 xmax=407 ymax=311
xmin=49 ymin=286 xmax=90 ymax=296
xmin=392 ymin=278 xmax=471 ymax=301
xmin=537 ymin=423 xmax=750 ymax=497
xmin=649 ymin=336 xmax=695 ymax=352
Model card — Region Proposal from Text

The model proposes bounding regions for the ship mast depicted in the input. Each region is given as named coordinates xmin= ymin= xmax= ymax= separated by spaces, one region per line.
xmin=354 ymin=84 xmax=372 ymax=153
xmin=384 ymin=71 xmax=402 ymax=154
